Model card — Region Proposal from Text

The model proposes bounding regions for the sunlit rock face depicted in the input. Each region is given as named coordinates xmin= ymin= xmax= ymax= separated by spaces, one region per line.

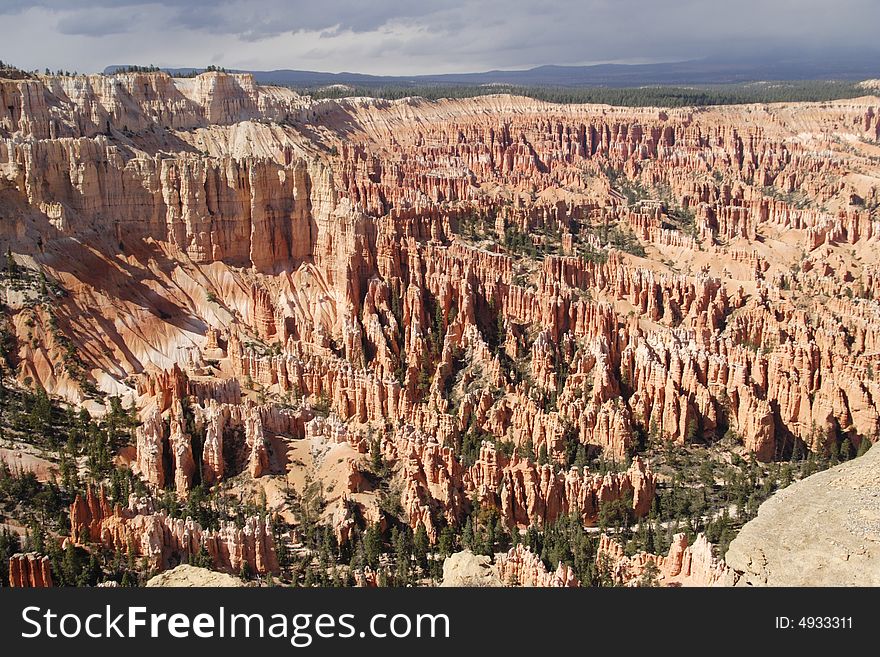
xmin=69 ymin=485 xmax=280 ymax=575
xmin=597 ymin=532 xmax=737 ymax=587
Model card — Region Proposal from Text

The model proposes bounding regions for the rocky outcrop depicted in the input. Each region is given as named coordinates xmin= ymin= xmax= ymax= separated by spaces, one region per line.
xmin=323 ymin=419 xmax=655 ymax=541
xmin=7 ymin=553 xmax=54 ymax=587
xmin=495 ymin=544 xmax=579 ymax=587
xmin=146 ymin=564 xmax=245 ymax=587
xmin=69 ymin=486 xmax=280 ymax=575
xmin=1 ymin=71 xmax=309 ymax=139
xmin=597 ymin=532 xmax=736 ymax=587
xmin=466 ymin=444 xmax=656 ymax=531
xmin=138 ymin=365 xmax=241 ymax=413
xmin=134 ymin=385 xmax=303 ymax=495
xmin=725 ymin=445 xmax=880 ymax=586
xmin=440 ymin=545 xmax=578 ymax=587
xmin=440 ymin=550 xmax=503 ymax=587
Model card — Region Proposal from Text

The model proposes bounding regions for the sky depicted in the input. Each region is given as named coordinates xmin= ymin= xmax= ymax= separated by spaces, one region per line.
xmin=1 ymin=0 xmax=878 ymax=75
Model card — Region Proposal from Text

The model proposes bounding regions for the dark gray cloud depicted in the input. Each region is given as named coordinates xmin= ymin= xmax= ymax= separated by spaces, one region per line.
xmin=2 ymin=1 xmax=458 ymax=36
xmin=1 ymin=1 xmax=878 ymax=74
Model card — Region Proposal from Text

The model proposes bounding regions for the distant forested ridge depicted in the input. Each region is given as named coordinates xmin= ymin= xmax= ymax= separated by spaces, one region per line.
xmin=298 ymin=80 xmax=872 ymax=108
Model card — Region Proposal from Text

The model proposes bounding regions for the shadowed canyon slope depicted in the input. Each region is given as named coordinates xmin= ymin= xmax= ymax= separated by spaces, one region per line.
xmin=2 ymin=70 xmax=879 ymax=585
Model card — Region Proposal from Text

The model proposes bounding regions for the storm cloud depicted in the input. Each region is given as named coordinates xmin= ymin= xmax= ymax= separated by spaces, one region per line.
xmin=1 ymin=0 xmax=877 ymax=74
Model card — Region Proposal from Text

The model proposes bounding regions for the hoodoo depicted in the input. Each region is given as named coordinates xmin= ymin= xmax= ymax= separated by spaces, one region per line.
xmin=1 ymin=64 xmax=878 ymax=587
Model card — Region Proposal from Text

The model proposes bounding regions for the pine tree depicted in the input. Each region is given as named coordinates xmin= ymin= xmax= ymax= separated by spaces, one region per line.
xmin=829 ymin=438 xmax=840 ymax=465
xmin=303 ymin=563 xmax=316 ymax=587
xmin=78 ymin=554 xmax=100 ymax=586
xmin=0 ymin=528 xmax=22 ymax=586
xmin=364 ymin=522 xmax=382 ymax=569
xmin=495 ymin=520 xmax=510 ymax=552
xmin=27 ymin=520 xmax=46 ymax=553
xmin=392 ymin=527 xmax=411 ymax=584
xmin=462 ymin=516 xmax=474 ymax=550
xmin=59 ymin=446 xmax=79 ymax=491
xmin=413 ymin=523 xmax=429 ymax=572
xmin=840 ymin=437 xmax=853 ymax=461
xmin=484 ymin=516 xmax=496 ymax=556
xmin=637 ymin=561 xmax=660 ymax=587
xmin=438 ymin=525 xmax=456 ymax=556
xmin=61 ymin=543 xmax=81 ymax=586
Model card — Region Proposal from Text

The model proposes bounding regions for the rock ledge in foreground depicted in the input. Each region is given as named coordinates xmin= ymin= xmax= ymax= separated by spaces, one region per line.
xmin=726 ymin=445 xmax=880 ymax=586
xmin=146 ymin=564 xmax=244 ymax=587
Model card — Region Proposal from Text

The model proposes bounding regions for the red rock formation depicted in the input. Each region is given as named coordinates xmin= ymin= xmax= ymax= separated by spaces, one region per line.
xmin=495 ymin=544 xmax=579 ymax=587
xmin=69 ymin=486 xmax=279 ymax=575
xmin=138 ymin=365 xmax=241 ymax=412
xmin=8 ymin=553 xmax=54 ymax=587
xmin=597 ymin=532 xmax=736 ymax=586
xmin=3 ymin=73 xmax=879 ymax=573
xmin=467 ymin=443 xmax=656 ymax=530
xmin=325 ymin=420 xmax=655 ymax=540
xmin=134 ymin=392 xmax=303 ymax=494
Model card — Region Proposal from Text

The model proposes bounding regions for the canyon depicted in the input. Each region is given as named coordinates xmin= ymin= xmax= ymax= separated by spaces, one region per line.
xmin=1 ymin=69 xmax=879 ymax=586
